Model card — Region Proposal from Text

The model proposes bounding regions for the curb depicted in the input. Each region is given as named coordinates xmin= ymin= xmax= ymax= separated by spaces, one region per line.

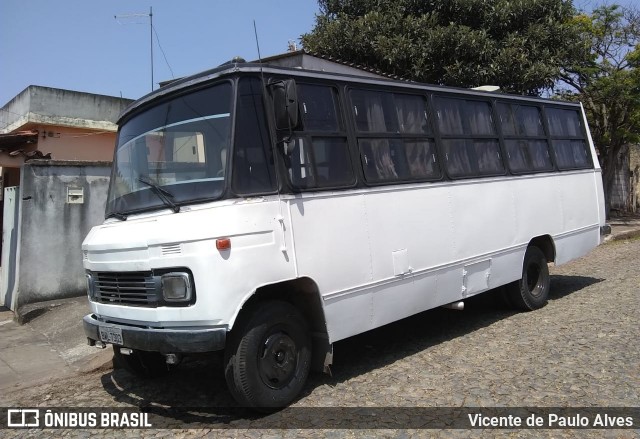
xmin=16 ymin=303 xmax=64 ymax=325
xmin=74 ymin=348 xmax=114 ymax=374
xmin=602 ymin=228 xmax=640 ymax=243
xmin=15 ymin=295 xmax=86 ymax=325
xmin=608 ymin=229 xmax=640 ymax=242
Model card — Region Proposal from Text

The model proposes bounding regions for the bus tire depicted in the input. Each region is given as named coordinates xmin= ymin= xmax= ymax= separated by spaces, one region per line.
xmin=224 ymin=301 xmax=311 ymax=410
xmin=113 ymin=347 xmax=169 ymax=378
xmin=506 ymin=246 xmax=550 ymax=311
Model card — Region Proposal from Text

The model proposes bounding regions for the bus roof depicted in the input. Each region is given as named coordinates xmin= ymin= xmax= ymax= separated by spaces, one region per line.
xmin=119 ymin=61 xmax=581 ymax=124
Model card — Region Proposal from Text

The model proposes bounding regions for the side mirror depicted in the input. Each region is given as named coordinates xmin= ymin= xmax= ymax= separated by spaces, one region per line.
xmin=271 ymin=79 xmax=299 ymax=131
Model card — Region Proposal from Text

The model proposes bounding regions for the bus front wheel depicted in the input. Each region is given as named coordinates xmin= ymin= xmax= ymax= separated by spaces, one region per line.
xmin=224 ymin=301 xmax=311 ymax=410
xmin=506 ymin=246 xmax=550 ymax=311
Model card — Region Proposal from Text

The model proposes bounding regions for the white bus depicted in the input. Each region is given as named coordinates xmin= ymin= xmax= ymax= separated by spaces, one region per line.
xmin=82 ymin=61 xmax=608 ymax=409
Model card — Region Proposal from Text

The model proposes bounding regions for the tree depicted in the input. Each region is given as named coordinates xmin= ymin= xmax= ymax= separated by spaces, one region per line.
xmin=557 ymin=4 xmax=640 ymax=216
xmin=302 ymin=0 xmax=583 ymax=95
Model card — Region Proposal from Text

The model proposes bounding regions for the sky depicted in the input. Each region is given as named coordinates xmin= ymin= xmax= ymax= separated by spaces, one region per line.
xmin=1 ymin=1 xmax=635 ymax=107
xmin=0 ymin=0 xmax=320 ymax=106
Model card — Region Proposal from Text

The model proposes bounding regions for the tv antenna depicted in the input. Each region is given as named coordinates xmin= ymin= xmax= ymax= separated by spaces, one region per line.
xmin=115 ymin=6 xmax=154 ymax=92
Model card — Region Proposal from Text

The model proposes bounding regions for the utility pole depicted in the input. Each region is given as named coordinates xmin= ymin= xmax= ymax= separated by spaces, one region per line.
xmin=115 ymin=7 xmax=155 ymax=92
xmin=150 ymin=6 xmax=154 ymax=92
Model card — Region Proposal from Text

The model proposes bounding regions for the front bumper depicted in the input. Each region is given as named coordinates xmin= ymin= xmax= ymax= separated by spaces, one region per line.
xmin=83 ymin=314 xmax=227 ymax=353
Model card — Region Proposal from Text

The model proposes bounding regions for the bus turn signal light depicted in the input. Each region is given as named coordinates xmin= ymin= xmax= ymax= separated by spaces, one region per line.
xmin=216 ymin=238 xmax=231 ymax=250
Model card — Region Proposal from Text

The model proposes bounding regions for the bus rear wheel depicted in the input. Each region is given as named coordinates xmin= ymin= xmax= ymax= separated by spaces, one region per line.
xmin=224 ymin=301 xmax=311 ymax=410
xmin=506 ymin=246 xmax=550 ymax=311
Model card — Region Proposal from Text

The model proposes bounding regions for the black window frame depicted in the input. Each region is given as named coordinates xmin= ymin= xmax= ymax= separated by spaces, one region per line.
xmin=281 ymin=81 xmax=357 ymax=192
xmin=347 ymin=86 xmax=443 ymax=187
xmin=495 ymin=101 xmax=556 ymax=175
xmin=542 ymin=105 xmax=594 ymax=171
xmin=262 ymin=73 xmax=596 ymax=195
xmin=431 ymin=93 xmax=506 ymax=180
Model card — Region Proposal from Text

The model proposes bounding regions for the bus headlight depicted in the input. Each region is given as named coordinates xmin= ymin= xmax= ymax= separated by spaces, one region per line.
xmin=161 ymin=273 xmax=192 ymax=301
xmin=86 ymin=273 xmax=95 ymax=300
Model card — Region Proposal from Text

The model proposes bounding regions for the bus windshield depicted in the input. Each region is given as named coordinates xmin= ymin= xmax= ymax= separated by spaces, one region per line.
xmin=106 ymin=82 xmax=232 ymax=217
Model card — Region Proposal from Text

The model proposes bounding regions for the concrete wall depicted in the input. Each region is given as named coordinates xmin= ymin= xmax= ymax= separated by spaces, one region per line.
xmin=1 ymin=85 xmax=132 ymax=134
xmin=610 ymin=144 xmax=640 ymax=212
xmin=16 ymin=160 xmax=110 ymax=307
xmin=0 ymin=126 xmax=118 ymax=168
xmin=26 ymin=126 xmax=118 ymax=162
xmin=631 ymin=144 xmax=639 ymax=211
xmin=610 ymin=145 xmax=630 ymax=211
xmin=0 ymin=85 xmax=131 ymax=168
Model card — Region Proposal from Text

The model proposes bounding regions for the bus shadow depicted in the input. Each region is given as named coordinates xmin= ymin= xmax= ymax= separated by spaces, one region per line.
xmin=98 ymin=274 xmax=601 ymax=425
xmin=305 ymin=274 xmax=602 ymax=393
xmin=547 ymin=274 xmax=603 ymax=301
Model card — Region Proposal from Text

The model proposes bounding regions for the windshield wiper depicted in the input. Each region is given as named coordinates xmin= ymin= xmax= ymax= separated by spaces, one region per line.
xmin=138 ymin=176 xmax=181 ymax=213
xmin=106 ymin=212 xmax=128 ymax=221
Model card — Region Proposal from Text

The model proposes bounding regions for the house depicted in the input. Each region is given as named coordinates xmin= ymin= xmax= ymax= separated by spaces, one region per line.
xmin=158 ymin=49 xmax=391 ymax=88
xmin=254 ymin=49 xmax=392 ymax=78
xmin=0 ymin=86 xmax=132 ymax=311
xmin=0 ymin=85 xmax=130 ymax=162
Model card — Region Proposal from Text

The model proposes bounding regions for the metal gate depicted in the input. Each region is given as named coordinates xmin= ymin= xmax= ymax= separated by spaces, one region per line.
xmin=1 ymin=187 xmax=20 ymax=310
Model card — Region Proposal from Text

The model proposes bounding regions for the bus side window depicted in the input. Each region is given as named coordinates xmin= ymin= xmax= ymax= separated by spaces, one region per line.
xmin=435 ymin=96 xmax=503 ymax=177
xmin=359 ymin=139 xmax=398 ymax=182
xmin=498 ymin=103 xmax=552 ymax=173
xmin=298 ymin=84 xmax=341 ymax=131
xmin=545 ymin=108 xmax=591 ymax=170
xmin=546 ymin=108 xmax=582 ymax=137
xmin=552 ymin=139 xmax=590 ymax=169
xmin=286 ymin=84 xmax=354 ymax=190
xmin=442 ymin=139 xmax=475 ymax=177
xmin=287 ymin=137 xmax=315 ymax=188
xmin=351 ymin=89 xmax=438 ymax=184
xmin=405 ymin=140 xmax=438 ymax=178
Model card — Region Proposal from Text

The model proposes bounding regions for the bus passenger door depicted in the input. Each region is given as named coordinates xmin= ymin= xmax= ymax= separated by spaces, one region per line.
xmin=283 ymin=137 xmax=373 ymax=343
xmin=276 ymin=82 xmax=376 ymax=343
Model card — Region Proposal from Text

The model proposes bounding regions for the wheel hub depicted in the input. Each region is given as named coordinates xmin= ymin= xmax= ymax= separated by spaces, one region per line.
xmin=527 ymin=263 xmax=542 ymax=296
xmin=259 ymin=332 xmax=297 ymax=389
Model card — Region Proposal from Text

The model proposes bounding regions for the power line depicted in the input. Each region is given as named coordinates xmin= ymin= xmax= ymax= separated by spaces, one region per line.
xmin=152 ymin=24 xmax=174 ymax=78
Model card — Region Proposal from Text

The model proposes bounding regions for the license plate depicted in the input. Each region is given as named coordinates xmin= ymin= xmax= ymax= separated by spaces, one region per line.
xmin=99 ymin=326 xmax=123 ymax=345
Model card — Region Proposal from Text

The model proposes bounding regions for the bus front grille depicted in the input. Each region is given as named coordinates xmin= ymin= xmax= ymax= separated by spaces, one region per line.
xmin=94 ymin=271 xmax=159 ymax=307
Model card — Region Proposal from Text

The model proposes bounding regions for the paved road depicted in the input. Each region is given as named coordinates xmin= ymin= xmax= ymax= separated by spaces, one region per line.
xmin=2 ymin=238 xmax=639 ymax=438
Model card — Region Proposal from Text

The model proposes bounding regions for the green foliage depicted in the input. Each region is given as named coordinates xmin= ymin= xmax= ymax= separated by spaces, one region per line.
xmin=302 ymin=0 xmax=581 ymax=94
xmin=557 ymin=4 xmax=640 ymax=213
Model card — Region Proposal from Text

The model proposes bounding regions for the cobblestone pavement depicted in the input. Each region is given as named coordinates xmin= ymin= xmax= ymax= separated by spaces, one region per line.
xmin=2 ymin=238 xmax=639 ymax=438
